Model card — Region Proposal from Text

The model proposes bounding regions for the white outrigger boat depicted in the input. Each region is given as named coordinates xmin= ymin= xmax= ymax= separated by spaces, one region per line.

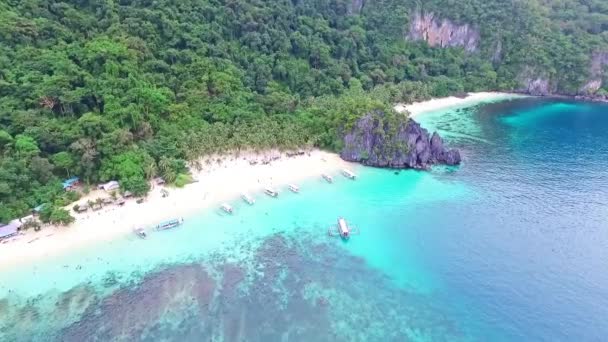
xmin=264 ymin=187 xmax=279 ymax=197
xmin=155 ymin=218 xmax=184 ymax=231
xmin=133 ymin=227 xmax=147 ymax=239
xmin=288 ymin=184 xmax=299 ymax=193
xmin=221 ymin=203 xmax=233 ymax=214
xmin=328 ymin=217 xmax=360 ymax=239
xmin=241 ymin=193 xmax=255 ymax=205
xmin=341 ymin=169 xmax=356 ymax=180
xmin=322 ymin=173 xmax=333 ymax=183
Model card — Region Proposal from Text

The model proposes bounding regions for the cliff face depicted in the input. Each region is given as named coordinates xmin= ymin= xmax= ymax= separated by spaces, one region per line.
xmin=518 ymin=52 xmax=608 ymax=97
xmin=516 ymin=67 xmax=554 ymax=96
xmin=340 ymin=111 xmax=461 ymax=169
xmin=405 ymin=12 xmax=605 ymax=97
xmin=347 ymin=0 xmax=365 ymax=15
xmin=407 ymin=12 xmax=479 ymax=52
xmin=579 ymin=51 xmax=608 ymax=94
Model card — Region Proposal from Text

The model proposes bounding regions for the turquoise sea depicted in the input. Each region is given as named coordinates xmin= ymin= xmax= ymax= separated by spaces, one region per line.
xmin=1 ymin=98 xmax=607 ymax=341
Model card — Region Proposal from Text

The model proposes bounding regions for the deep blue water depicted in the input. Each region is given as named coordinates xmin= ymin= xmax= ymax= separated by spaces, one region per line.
xmin=416 ymin=98 xmax=608 ymax=341
xmin=1 ymin=98 xmax=607 ymax=341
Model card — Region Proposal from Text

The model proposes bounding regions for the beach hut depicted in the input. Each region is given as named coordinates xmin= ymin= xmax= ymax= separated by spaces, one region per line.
xmin=0 ymin=223 xmax=19 ymax=241
xmin=10 ymin=215 xmax=33 ymax=230
xmin=62 ymin=177 xmax=80 ymax=191
xmin=123 ymin=191 xmax=133 ymax=198
xmin=154 ymin=177 xmax=166 ymax=185
xmin=102 ymin=197 xmax=114 ymax=205
xmin=33 ymin=204 xmax=46 ymax=215
xmin=74 ymin=204 xmax=89 ymax=213
xmin=116 ymin=198 xmax=126 ymax=206
xmin=100 ymin=180 xmax=120 ymax=191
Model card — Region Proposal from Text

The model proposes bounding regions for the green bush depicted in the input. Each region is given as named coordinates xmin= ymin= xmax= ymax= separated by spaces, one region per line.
xmin=173 ymin=174 xmax=193 ymax=188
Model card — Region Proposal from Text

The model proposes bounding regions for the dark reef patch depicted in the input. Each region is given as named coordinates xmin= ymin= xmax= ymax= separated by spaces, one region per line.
xmin=2 ymin=233 xmax=466 ymax=341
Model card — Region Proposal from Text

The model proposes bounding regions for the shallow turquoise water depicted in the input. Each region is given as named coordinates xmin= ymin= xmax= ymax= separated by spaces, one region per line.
xmin=1 ymin=98 xmax=607 ymax=341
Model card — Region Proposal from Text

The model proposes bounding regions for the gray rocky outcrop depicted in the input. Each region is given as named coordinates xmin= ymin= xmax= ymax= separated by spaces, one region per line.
xmin=407 ymin=12 xmax=479 ymax=52
xmin=579 ymin=51 xmax=608 ymax=94
xmin=347 ymin=0 xmax=365 ymax=15
xmin=340 ymin=111 xmax=461 ymax=169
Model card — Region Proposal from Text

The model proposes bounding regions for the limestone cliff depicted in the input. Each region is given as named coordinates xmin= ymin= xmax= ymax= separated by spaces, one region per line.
xmin=347 ymin=0 xmax=365 ymax=15
xmin=517 ymin=52 xmax=608 ymax=97
xmin=579 ymin=51 xmax=608 ymax=94
xmin=516 ymin=67 xmax=554 ymax=96
xmin=340 ymin=111 xmax=461 ymax=169
xmin=407 ymin=12 xmax=479 ymax=52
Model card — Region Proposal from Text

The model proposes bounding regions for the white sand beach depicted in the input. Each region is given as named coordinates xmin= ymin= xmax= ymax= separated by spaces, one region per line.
xmin=395 ymin=92 xmax=526 ymax=118
xmin=0 ymin=150 xmax=355 ymax=270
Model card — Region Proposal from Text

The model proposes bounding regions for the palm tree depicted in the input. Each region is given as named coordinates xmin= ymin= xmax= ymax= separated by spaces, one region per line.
xmin=143 ymin=160 xmax=157 ymax=180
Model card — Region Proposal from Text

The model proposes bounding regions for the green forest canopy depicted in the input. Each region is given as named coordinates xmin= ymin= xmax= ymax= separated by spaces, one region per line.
xmin=1 ymin=0 xmax=607 ymax=222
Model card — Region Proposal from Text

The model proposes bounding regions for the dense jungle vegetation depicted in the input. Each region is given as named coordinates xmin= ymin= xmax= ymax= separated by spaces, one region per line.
xmin=1 ymin=0 xmax=607 ymax=222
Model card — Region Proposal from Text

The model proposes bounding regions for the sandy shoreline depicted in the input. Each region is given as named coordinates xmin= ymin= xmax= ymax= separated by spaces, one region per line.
xmin=1 ymin=92 xmax=521 ymax=271
xmin=0 ymin=150 xmax=355 ymax=271
xmin=395 ymin=92 xmax=526 ymax=118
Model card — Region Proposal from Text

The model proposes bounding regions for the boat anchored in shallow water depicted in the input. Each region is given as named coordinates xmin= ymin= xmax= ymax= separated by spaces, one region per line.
xmin=328 ymin=217 xmax=360 ymax=239
xmin=155 ymin=218 xmax=184 ymax=231
xmin=241 ymin=193 xmax=255 ymax=205
xmin=133 ymin=227 xmax=147 ymax=239
xmin=264 ymin=187 xmax=279 ymax=197
xmin=341 ymin=169 xmax=356 ymax=180
xmin=288 ymin=184 xmax=299 ymax=193
xmin=221 ymin=203 xmax=233 ymax=214
xmin=322 ymin=173 xmax=333 ymax=183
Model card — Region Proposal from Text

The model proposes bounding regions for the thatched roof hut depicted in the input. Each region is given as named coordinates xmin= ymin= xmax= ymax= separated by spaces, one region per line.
xmin=75 ymin=204 xmax=89 ymax=213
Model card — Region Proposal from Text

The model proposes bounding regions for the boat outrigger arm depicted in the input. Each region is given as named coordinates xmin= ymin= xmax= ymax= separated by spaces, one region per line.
xmin=328 ymin=217 xmax=360 ymax=238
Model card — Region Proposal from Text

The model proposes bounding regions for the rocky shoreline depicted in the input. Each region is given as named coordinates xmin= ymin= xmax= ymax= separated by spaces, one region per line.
xmin=340 ymin=111 xmax=461 ymax=170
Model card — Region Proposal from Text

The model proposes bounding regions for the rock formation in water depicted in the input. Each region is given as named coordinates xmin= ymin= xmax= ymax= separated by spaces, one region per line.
xmin=407 ymin=12 xmax=480 ymax=52
xmin=340 ymin=111 xmax=461 ymax=169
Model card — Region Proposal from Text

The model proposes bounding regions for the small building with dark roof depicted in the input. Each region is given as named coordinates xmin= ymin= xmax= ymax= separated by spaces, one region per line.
xmin=62 ymin=177 xmax=80 ymax=190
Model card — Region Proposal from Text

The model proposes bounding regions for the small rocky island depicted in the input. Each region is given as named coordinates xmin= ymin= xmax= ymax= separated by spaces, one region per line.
xmin=340 ymin=110 xmax=461 ymax=169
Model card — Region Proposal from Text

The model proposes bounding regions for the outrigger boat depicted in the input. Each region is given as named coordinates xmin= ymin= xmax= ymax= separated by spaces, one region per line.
xmin=288 ymin=184 xmax=299 ymax=193
xmin=322 ymin=173 xmax=333 ymax=183
xmin=341 ymin=169 xmax=356 ymax=180
xmin=155 ymin=218 xmax=184 ymax=231
xmin=241 ymin=193 xmax=255 ymax=205
xmin=221 ymin=203 xmax=233 ymax=214
xmin=264 ymin=187 xmax=279 ymax=197
xmin=133 ymin=227 xmax=147 ymax=239
xmin=328 ymin=217 xmax=360 ymax=239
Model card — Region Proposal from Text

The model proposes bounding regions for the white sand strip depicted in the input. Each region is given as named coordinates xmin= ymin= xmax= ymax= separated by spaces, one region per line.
xmin=0 ymin=150 xmax=355 ymax=271
xmin=395 ymin=92 xmax=527 ymax=118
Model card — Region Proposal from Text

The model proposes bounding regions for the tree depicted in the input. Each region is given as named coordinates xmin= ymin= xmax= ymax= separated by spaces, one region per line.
xmin=121 ymin=176 xmax=150 ymax=197
xmin=14 ymin=135 xmax=40 ymax=157
xmin=49 ymin=207 xmax=75 ymax=225
xmin=52 ymin=152 xmax=75 ymax=177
